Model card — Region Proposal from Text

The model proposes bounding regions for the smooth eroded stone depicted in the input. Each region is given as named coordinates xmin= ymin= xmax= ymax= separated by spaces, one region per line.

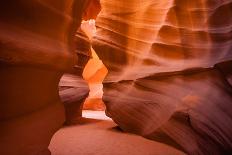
xmin=59 ymin=74 xmax=89 ymax=125
xmin=92 ymin=0 xmax=232 ymax=154
xmin=0 ymin=0 xmax=91 ymax=154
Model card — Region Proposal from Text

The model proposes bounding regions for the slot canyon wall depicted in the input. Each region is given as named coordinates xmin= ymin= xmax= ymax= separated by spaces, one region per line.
xmin=0 ymin=0 xmax=96 ymax=154
xmin=59 ymin=27 xmax=91 ymax=125
xmin=92 ymin=0 xmax=232 ymax=154
xmin=82 ymin=20 xmax=108 ymax=111
xmin=0 ymin=0 xmax=232 ymax=155
xmin=59 ymin=0 xmax=102 ymax=124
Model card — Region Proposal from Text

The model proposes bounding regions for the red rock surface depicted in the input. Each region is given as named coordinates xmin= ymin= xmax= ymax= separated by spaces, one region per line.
xmin=59 ymin=74 xmax=89 ymax=125
xmin=0 ymin=1 xmax=92 ymax=154
xmin=0 ymin=0 xmax=232 ymax=155
xmin=59 ymin=0 xmax=102 ymax=124
xmin=82 ymin=20 xmax=108 ymax=111
xmin=92 ymin=0 xmax=232 ymax=154
xmin=59 ymin=28 xmax=91 ymax=124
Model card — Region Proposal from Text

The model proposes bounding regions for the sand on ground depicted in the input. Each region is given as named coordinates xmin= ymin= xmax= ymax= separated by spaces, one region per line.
xmin=49 ymin=110 xmax=186 ymax=155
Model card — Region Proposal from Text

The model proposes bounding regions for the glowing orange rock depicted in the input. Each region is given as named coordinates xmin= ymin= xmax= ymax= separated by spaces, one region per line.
xmin=59 ymin=0 xmax=102 ymax=123
xmin=92 ymin=0 xmax=232 ymax=154
xmin=81 ymin=20 xmax=108 ymax=111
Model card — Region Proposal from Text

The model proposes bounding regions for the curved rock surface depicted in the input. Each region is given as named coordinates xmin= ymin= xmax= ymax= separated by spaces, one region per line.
xmin=59 ymin=74 xmax=89 ymax=125
xmin=92 ymin=0 xmax=232 ymax=154
xmin=59 ymin=27 xmax=91 ymax=125
xmin=0 ymin=0 xmax=91 ymax=154
xmin=81 ymin=20 xmax=107 ymax=111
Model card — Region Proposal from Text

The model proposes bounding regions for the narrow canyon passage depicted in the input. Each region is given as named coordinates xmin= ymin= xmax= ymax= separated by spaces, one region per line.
xmin=81 ymin=20 xmax=108 ymax=111
xmin=0 ymin=0 xmax=232 ymax=155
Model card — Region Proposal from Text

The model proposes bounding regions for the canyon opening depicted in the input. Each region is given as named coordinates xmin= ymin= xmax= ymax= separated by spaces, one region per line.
xmin=0 ymin=0 xmax=232 ymax=155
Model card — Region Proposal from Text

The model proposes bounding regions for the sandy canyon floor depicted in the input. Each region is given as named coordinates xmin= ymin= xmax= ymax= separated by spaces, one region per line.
xmin=49 ymin=110 xmax=186 ymax=155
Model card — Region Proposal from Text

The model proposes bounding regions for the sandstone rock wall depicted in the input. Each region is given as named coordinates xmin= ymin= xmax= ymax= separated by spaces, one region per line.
xmin=0 ymin=0 xmax=90 ymax=154
xmin=59 ymin=0 xmax=102 ymax=123
xmin=93 ymin=0 xmax=232 ymax=154
xmin=59 ymin=28 xmax=91 ymax=125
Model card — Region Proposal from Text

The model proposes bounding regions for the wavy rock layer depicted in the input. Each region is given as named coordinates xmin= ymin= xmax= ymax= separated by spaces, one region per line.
xmin=0 ymin=0 xmax=90 ymax=154
xmin=59 ymin=28 xmax=91 ymax=125
xmin=81 ymin=20 xmax=108 ymax=111
xmin=93 ymin=0 xmax=232 ymax=154
xmin=59 ymin=0 xmax=102 ymax=124
xmin=59 ymin=74 xmax=89 ymax=125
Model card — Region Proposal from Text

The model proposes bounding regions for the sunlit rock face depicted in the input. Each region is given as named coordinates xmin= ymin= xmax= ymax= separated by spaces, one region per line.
xmin=83 ymin=48 xmax=107 ymax=111
xmin=92 ymin=0 xmax=232 ymax=154
xmin=81 ymin=20 xmax=108 ymax=111
xmin=59 ymin=0 xmax=103 ymax=119
xmin=0 ymin=0 xmax=90 ymax=154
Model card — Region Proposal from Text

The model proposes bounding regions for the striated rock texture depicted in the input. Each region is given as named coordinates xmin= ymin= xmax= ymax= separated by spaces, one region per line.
xmin=83 ymin=0 xmax=101 ymax=21
xmin=81 ymin=20 xmax=107 ymax=111
xmin=60 ymin=1 xmax=102 ymax=123
xmin=92 ymin=0 xmax=232 ymax=154
xmin=0 ymin=0 xmax=91 ymax=154
xmin=59 ymin=28 xmax=91 ymax=125
xmin=83 ymin=47 xmax=108 ymax=111
xmin=59 ymin=74 xmax=89 ymax=125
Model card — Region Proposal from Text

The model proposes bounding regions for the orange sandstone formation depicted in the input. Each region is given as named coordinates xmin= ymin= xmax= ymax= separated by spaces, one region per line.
xmin=81 ymin=20 xmax=108 ymax=111
xmin=83 ymin=0 xmax=101 ymax=21
xmin=0 ymin=0 xmax=232 ymax=155
xmin=59 ymin=1 xmax=102 ymax=123
xmin=92 ymin=0 xmax=232 ymax=154
xmin=59 ymin=28 xmax=91 ymax=125
xmin=0 ymin=0 xmax=92 ymax=154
